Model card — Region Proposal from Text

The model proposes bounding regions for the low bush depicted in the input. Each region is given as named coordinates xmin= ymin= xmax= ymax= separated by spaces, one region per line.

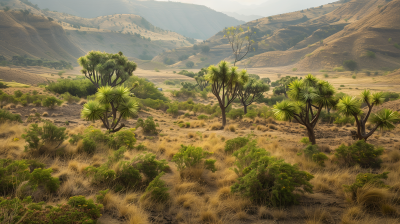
xmin=0 ymin=82 xmax=9 ymax=89
xmin=22 ymin=121 xmax=68 ymax=154
xmin=197 ymin=114 xmax=208 ymax=120
xmin=28 ymin=168 xmax=60 ymax=193
xmin=333 ymin=66 xmax=345 ymax=72
xmin=131 ymin=153 xmax=169 ymax=181
xmin=172 ymin=145 xmax=216 ymax=172
xmin=45 ymin=78 xmax=97 ymax=98
xmin=334 ymin=116 xmax=355 ymax=125
xmin=108 ymin=128 xmax=136 ymax=150
xmin=125 ymin=76 xmax=168 ymax=101
xmin=141 ymin=172 xmax=169 ymax=203
xmin=60 ymin=92 xmax=80 ymax=103
xmin=0 ymin=195 xmax=103 ymax=224
xmin=166 ymin=104 xmax=179 ymax=116
xmin=334 ymin=140 xmax=384 ymax=168
xmin=297 ymin=145 xmax=328 ymax=167
xmin=224 ymin=137 xmax=250 ymax=152
xmin=136 ymin=117 xmax=159 ymax=134
xmin=0 ymin=109 xmax=22 ymax=123
xmin=140 ymin=98 xmax=168 ymax=111
xmin=227 ymin=109 xmax=244 ymax=119
xmin=42 ymin=96 xmax=63 ymax=109
xmin=245 ymin=110 xmax=258 ymax=119
xmin=231 ymin=141 xmax=314 ymax=207
xmin=344 ymin=172 xmax=389 ymax=200
xmin=365 ymin=51 xmax=376 ymax=58
xmin=343 ymin=60 xmax=357 ymax=71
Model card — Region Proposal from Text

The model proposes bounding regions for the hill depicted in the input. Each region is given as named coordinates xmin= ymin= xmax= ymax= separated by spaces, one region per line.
xmin=28 ymin=0 xmax=244 ymax=40
xmin=0 ymin=10 xmax=84 ymax=64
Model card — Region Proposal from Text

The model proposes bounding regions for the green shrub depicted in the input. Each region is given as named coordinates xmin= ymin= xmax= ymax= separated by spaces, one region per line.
xmin=131 ymin=153 xmax=169 ymax=181
xmin=166 ymin=104 xmax=179 ymax=116
xmin=231 ymin=141 xmax=313 ymax=207
xmin=0 ymin=159 xmax=31 ymax=195
xmin=334 ymin=116 xmax=355 ymax=125
xmin=136 ymin=117 xmax=159 ymax=134
xmin=46 ymin=78 xmax=97 ymax=98
xmin=197 ymin=114 xmax=208 ymax=120
xmin=125 ymin=76 xmax=168 ymax=101
xmin=343 ymin=60 xmax=357 ymax=71
xmin=292 ymin=68 xmax=298 ymax=71
xmin=14 ymin=90 xmax=23 ymax=98
xmin=42 ymin=96 xmax=63 ymax=109
xmin=365 ymin=51 xmax=376 ymax=58
xmin=227 ymin=108 xmax=244 ymax=119
xmin=115 ymin=161 xmax=141 ymax=188
xmin=225 ymin=137 xmax=250 ymax=152
xmin=300 ymin=137 xmax=311 ymax=145
xmin=0 ymin=195 xmax=103 ymax=224
xmin=334 ymin=140 xmax=384 ymax=168
xmin=28 ymin=168 xmax=60 ymax=193
xmin=324 ymin=74 xmax=329 ymax=78
xmin=85 ymin=166 xmax=116 ymax=185
xmin=0 ymin=109 xmax=22 ymax=123
xmin=60 ymin=92 xmax=80 ymax=103
xmin=82 ymin=137 xmax=96 ymax=154
xmin=343 ymin=172 xmax=389 ymax=199
xmin=163 ymin=57 xmax=175 ymax=65
xmin=0 ymin=82 xmax=9 ymax=89
xmin=297 ymin=145 xmax=328 ymax=166
xmin=394 ymin=43 xmax=400 ymax=49
xmin=22 ymin=121 xmax=67 ymax=154
xmin=141 ymin=172 xmax=169 ymax=203
xmin=136 ymin=143 xmax=147 ymax=151
xmin=172 ymin=145 xmax=216 ymax=172
xmin=245 ymin=110 xmax=258 ymax=119
xmin=140 ymin=98 xmax=168 ymax=111
xmin=108 ymin=128 xmax=136 ymax=150
xmin=333 ymin=66 xmax=345 ymax=72
xmin=365 ymin=71 xmax=371 ymax=76
xmin=186 ymin=61 xmax=194 ymax=68
xmin=352 ymin=75 xmax=356 ymax=79
xmin=68 ymin=134 xmax=82 ymax=145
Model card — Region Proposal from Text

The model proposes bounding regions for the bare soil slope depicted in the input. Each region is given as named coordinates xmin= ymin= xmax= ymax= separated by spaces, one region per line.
xmin=0 ymin=67 xmax=47 ymax=85
xmin=0 ymin=10 xmax=84 ymax=63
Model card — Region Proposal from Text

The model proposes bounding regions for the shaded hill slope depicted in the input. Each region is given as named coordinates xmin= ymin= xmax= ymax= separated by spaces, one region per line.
xmin=0 ymin=10 xmax=84 ymax=63
xmin=29 ymin=0 xmax=244 ymax=39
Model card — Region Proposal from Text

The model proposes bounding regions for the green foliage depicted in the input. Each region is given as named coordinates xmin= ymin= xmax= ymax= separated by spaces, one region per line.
xmin=125 ymin=76 xmax=168 ymax=101
xmin=231 ymin=141 xmax=314 ymax=207
xmin=245 ymin=110 xmax=258 ymax=119
xmin=394 ymin=43 xmax=400 ymax=49
xmin=81 ymin=86 xmax=138 ymax=132
xmin=78 ymin=51 xmax=136 ymax=88
xmin=0 ymin=159 xmax=31 ymax=195
xmin=197 ymin=114 xmax=209 ymax=120
xmin=42 ymin=96 xmax=63 ymax=109
xmin=45 ymin=78 xmax=97 ymax=98
xmin=0 ymin=109 xmax=22 ymax=123
xmin=82 ymin=137 xmax=96 ymax=154
xmin=227 ymin=108 xmax=244 ymax=119
xmin=365 ymin=51 xmax=376 ymax=58
xmin=0 ymin=82 xmax=9 ymax=89
xmin=201 ymin=45 xmax=210 ymax=53
xmin=334 ymin=140 xmax=384 ymax=168
xmin=178 ymin=55 xmax=189 ymax=61
xmin=14 ymin=90 xmax=23 ymax=98
xmin=0 ymin=195 xmax=103 ymax=224
xmin=172 ymin=145 xmax=216 ymax=172
xmin=96 ymin=189 xmax=109 ymax=204
xmin=108 ymin=128 xmax=136 ymax=150
xmin=85 ymin=166 xmax=116 ymax=185
xmin=68 ymin=134 xmax=82 ymax=145
xmin=300 ymin=137 xmax=311 ymax=145
xmin=115 ymin=161 xmax=141 ymax=188
xmin=140 ymin=98 xmax=168 ymax=111
xmin=163 ymin=57 xmax=175 ymax=65
xmin=166 ymin=104 xmax=179 ymax=116
xmin=344 ymin=172 xmax=389 ymax=199
xmin=60 ymin=92 xmax=80 ymax=103
xmin=334 ymin=116 xmax=355 ymax=125
xmin=136 ymin=117 xmax=159 ymax=134
xmin=186 ymin=61 xmax=194 ymax=68
xmin=141 ymin=172 xmax=169 ymax=203
xmin=297 ymin=145 xmax=328 ymax=167
xmin=21 ymin=121 xmax=67 ymax=153
xmin=225 ymin=137 xmax=250 ymax=152
xmin=343 ymin=60 xmax=357 ymax=71
xmin=131 ymin=153 xmax=169 ymax=181
xmin=28 ymin=168 xmax=60 ymax=193
xmin=333 ymin=66 xmax=345 ymax=72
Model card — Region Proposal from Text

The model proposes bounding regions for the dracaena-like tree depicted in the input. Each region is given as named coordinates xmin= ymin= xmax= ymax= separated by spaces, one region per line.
xmin=81 ymin=86 xmax=138 ymax=132
xmin=273 ymin=74 xmax=336 ymax=145
xmin=78 ymin=51 xmax=137 ymax=88
xmin=238 ymin=78 xmax=270 ymax=114
xmin=194 ymin=68 xmax=209 ymax=91
xmin=206 ymin=61 xmax=248 ymax=126
xmin=336 ymin=90 xmax=400 ymax=141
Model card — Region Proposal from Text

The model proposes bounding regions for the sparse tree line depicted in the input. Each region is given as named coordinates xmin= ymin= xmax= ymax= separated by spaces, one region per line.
xmin=0 ymin=55 xmax=73 ymax=70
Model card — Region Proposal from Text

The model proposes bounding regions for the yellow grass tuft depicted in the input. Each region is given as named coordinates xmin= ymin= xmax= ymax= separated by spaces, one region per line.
xmin=209 ymin=122 xmax=223 ymax=130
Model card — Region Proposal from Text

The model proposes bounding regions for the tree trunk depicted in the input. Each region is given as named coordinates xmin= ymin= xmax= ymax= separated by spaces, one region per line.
xmin=221 ymin=107 xmax=227 ymax=127
xmin=307 ymin=127 xmax=316 ymax=145
xmin=243 ymin=105 xmax=248 ymax=115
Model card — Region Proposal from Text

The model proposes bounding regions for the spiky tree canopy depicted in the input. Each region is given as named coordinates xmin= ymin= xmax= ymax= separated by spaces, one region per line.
xmin=238 ymin=78 xmax=270 ymax=113
xmin=78 ymin=51 xmax=137 ymax=88
xmin=336 ymin=90 xmax=399 ymax=141
xmin=81 ymin=86 xmax=138 ymax=132
xmin=205 ymin=61 xmax=248 ymax=126
xmin=273 ymin=74 xmax=336 ymax=144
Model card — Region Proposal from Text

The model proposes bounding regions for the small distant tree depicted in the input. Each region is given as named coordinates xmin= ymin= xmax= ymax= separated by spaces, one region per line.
xmin=206 ymin=61 xmax=248 ymax=126
xmin=194 ymin=68 xmax=209 ymax=91
xmin=78 ymin=51 xmax=137 ymax=89
xmin=337 ymin=90 xmax=400 ymax=141
xmin=238 ymin=79 xmax=270 ymax=114
xmin=186 ymin=61 xmax=194 ymax=68
xmin=223 ymin=26 xmax=255 ymax=66
xmin=201 ymin=45 xmax=210 ymax=53
xmin=81 ymin=86 xmax=138 ymax=132
xmin=273 ymin=74 xmax=336 ymax=145
xmin=261 ymin=77 xmax=271 ymax=85
xmin=343 ymin=60 xmax=357 ymax=71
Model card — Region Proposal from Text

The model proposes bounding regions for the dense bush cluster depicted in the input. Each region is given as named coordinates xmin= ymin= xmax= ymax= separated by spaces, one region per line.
xmin=297 ymin=145 xmax=328 ymax=167
xmin=231 ymin=141 xmax=314 ymax=206
xmin=0 ymin=109 xmax=22 ymax=123
xmin=45 ymin=78 xmax=97 ymax=98
xmin=334 ymin=140 xmax=384 ymax=168
xmin=1 ymin=55 xmax=73 ymax=70
xmin=125 ymin=76 xmax=168 ymax=101
xmin=136 ymin=117 xmax=160 ymax=134
xmin=224 ymin=137 xmax=249 ymax=152
xmin=172 ymin=145 xmax=216 ymax=172
xmin=0 ymin=90 xmax=58 ymax=107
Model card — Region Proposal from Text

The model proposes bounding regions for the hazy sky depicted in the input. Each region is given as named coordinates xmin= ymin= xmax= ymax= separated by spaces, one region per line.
xmin=157 ymin=0 xmax=337 ymax=16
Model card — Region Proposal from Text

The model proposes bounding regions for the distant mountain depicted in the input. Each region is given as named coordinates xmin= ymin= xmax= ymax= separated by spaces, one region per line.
xmin=222 ymin=12 xmax=262 ymax=22
xmin=28 ymin=0 xmax=244 ymax=40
